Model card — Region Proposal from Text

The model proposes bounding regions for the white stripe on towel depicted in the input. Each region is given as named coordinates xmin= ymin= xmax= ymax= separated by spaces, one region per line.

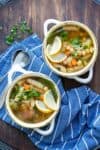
xmin=90 ymin=130 xmax=98 ymax=145
xmin=44 ymin=146 xmax=48 ymax=150
xmin=0 ymin=46 xmax=14 ymax=63
xmin=81 ymin=122 xmax=86 ymax=126
xmin=39 ymin=62 xmax=44 ymax=72
xmin=32 ymin=34 xmax=38 ymax=39
xmin=75 ymin=89 xmax=81 ymax=108
xmin=62 ymin=91 xmax=66 ymax=99
xmin=35 ymin=136 xmax=44 ymax=146
xmin=51 ymin=115 xmax=61 ymax=144
xmin=11 ymin=121 xmax=15 ymax=126
xmin=75 ymin=146 xmax=79 ymax=150
xmin=67 ymin=97 xmax=71 ymax=126
xmin=31 ymin=43 xmax=42 ymax=51
xmin=50 ymin=79 xmax=62 ymax=145
xmin=28 ymin=130 xmax=34 ymax=137
xmin=28 ymin=55 xmax=36 ymax=70
xmin=62 ymin=141 xmax=67 ymax=150
xmin=2 ymin=112 xmax=8 ymax=120
xmin=85 ymin=86 xmax=88 ymax=96
xmin=70 ymin=123 xmax=74 ymax=139
xmin=87 ymin=107 xmax=88 ymax=118
xmin=96 ymin=102 xmax=99 ymax=117
xmin=82 ymin=137 xmax=89 ymax=150
xmin=21 ymin=127 xmax=23 ymax=131
xmin=94 ymin=115 xmax=100 ymax=126
xmin=49 ymin=71 xmax=53 ymax=77
xmin=57 ymin=79 xmax=61 ymax=85
xmin=61 ymin=134 xmax=64 ymax=142
xmin=40 ymin=55 xmax=43 ymax=59
xmin=87 ymin=88 xmax=91 ymax=92
xmin=92 ymin=95 xmax=99 ymax=104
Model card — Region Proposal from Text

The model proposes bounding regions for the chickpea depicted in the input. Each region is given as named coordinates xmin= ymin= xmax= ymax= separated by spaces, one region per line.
xmin=44 ymin=86 xmax=48 ymax=91
xmin=77 ymin=51 xmax=82 ymax=56
xmin=83 ymin=61 xmax=88 ymax=66
xmin=77 ymin=60 xmax=82 ymax=66
xmin=80 ymin=32 xmax=84 ymax=36
xmin=86 ymin=49 xmax=90 ymax=54
xmin=62 ymin=47 xmax=66 ymax=52
xmin=89 ymin=48 xmax=94 ymax=53
xmin=82 ymin=51 xmax=86 ymax=56
xmin=70 ymin=47 xmax=74 ymax=52
xmin=82 ymin=37 xmax=86 ymax=41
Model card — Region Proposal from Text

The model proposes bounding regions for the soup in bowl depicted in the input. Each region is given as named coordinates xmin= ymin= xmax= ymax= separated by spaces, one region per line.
xmin=43 ymin=20 xmax=98 ymax=83
xmin=6 ymin=72 xmax=60 ymax=131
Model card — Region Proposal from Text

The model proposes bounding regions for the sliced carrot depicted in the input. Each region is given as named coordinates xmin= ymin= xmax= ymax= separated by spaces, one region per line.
xmin=23 ymin=83 xmax=31 ymax=90
xmin=71 ymin=58 xmax=77 ymax=66
xmin=39 ymin=94 xmax=44 ymax=101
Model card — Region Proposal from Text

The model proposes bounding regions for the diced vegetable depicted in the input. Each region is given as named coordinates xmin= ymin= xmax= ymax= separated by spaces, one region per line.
xmin=71 ymin=58 xmax=77 ymax=66
xmin=23 ymin=83 xmax=31 ymax=90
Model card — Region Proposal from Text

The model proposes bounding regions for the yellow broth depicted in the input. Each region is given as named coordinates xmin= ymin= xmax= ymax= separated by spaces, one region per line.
xmin=9 ymin=77 xmax=57 ymax=123
xmin=47 ymin=25 xmax=94 ymax=73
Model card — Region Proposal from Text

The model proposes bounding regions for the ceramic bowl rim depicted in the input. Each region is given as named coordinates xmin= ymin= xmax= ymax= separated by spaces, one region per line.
xmin=5 ymin=72 xmax=61 ymax=128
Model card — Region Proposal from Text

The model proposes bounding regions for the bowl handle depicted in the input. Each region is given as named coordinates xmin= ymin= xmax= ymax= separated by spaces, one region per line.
xmin=44 ymin=19 xmax=61 ymax=36
xmin=8 ymin=66 xmax=55 ymax=136
xmin=71 ymin=67 xmax=93 ymax=84
xmin=34 ymin=118 xmax=55 ymax=136
xmin=8 ymin=64 xmax=33 ymax=84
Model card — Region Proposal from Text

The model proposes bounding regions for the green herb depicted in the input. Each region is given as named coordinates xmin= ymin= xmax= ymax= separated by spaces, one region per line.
xmin=71 ymin=37 xmax=80 ymax=45
xmin=70 ymin=37 xmax=82 ymax=49
xmin=5 ymin=35 xmax=14 ymax=45
xmin=72 ymin=51 xmax=78 ymax=58
xmin=83 ymin=45 xmax=88 ymax=49
xmin=47 ymin=28 xmax=68 ymax=44
xmin=5 ymin=20 xmax=33 ymax=45
xmin=10 ymin=84 xmax=20 ymax=99
xmin=15 ymin=88 xmax=40 ymax=101
xmin=24 ymin=89 xmax=41 ymax=99
xmin=59 ymin=30 xmax=68 ymax=41
xmin=47 ymin=32 xmax=55 ymax=44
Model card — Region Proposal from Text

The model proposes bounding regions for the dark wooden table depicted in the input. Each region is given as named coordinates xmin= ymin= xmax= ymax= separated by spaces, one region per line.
xmin=0 ymin=0 xmax=100 ymax=149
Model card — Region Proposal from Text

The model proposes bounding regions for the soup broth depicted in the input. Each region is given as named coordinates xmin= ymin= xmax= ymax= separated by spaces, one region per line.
xmin=46 ymin=25 xmax=94 ymax=73
xmin=9 ymin=77 xmax=58 ymax=123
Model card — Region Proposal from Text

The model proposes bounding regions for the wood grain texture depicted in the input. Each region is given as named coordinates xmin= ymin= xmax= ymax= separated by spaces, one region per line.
xmin=0 ymin=0 xmax=100 ymax=149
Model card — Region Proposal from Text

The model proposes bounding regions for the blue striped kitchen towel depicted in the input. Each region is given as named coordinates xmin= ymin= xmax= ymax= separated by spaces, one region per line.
xmin=0 ymin=34 xmax=100 ymax=150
